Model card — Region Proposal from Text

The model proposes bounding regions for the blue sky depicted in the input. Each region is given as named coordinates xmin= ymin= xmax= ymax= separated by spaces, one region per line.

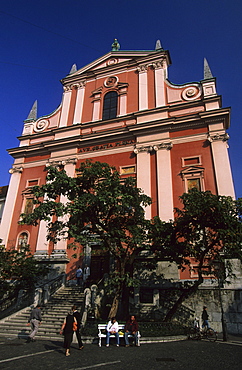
xmin=0 ymin=0 xmax=241 ymax=197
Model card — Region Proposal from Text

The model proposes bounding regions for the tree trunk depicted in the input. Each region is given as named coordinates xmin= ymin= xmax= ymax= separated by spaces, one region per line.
xmin=108 ymin=292 xmax=120 ymax=318
xmin=164 ymin=275 xmax=203 ymax=322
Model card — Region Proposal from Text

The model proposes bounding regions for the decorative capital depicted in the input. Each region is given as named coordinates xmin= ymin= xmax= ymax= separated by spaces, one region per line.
xmin=133 ymin=145 xmax=152 ymax=154
xmin=136 ymin=64 xmax=148 ymax=73
xmin=46 ymin=158 xmax=77 ymax=168
xmin=64 ymin=81 xmax=86 ymax=91
xmin=152 ymin=59 xmax=165 ymax=70
xmin=9 ymin=166 xmax=23 ymax=174
xmin=207 ymin=133 xmax=229 ymax=143
xmin=133 ymin=142 xmax=172 ymax=154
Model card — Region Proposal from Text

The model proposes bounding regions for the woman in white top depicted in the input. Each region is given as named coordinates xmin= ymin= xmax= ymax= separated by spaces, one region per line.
xmin=106 ymin=317 xmax=119 ymax=347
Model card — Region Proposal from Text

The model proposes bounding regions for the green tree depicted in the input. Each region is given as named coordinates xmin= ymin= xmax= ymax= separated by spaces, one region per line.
xmin=0 ymin=242 xmax=48 ymax=300
xmin=22 ymin=161 xmax=152 ymax=318
xmin=149 ymin=188 xmax=242 ymax=321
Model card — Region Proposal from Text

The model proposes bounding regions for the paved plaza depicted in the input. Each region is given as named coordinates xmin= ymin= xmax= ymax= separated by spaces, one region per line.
xmin=0 ymin=335 xmax=242 ymax=370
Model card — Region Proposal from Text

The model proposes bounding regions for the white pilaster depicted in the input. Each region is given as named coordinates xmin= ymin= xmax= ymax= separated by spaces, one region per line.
xmin=73 ymin=83 xmax=85 ymax=124
xmin=92 ymin=99 xmax=101 ymax=121
xmin=154 ymin=63 xmax=166 ymax=107
xmin=208 ymin=134 xmax=235 ymax=198
xmin=119 ymin=93 xmax=127 ymax=116
xmin=35 ymin=219 xmax=49 ymax=253
xmin=156 ymin=143 xmax=174 ymax=221
xmin=54 ymin=159 xmax=77 ymax=251
xmin=136 ymin=149 xmax=151 ymax=219
xmin=137 ymin=66 xmax=148 ymax=111
xmin=59 ymin=88 xmax=72 ymax=127
xmin=0 ymin=167 xmax=23 ymax=245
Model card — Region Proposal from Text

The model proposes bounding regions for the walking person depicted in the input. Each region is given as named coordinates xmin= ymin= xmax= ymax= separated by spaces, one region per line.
xmin=106 ymin=317 xmax=120 ymax=347
xmin=124 ymin=315 xmax=139 ymax=347
xmin=202 ymin=306 xmax=210 ymax=329
xmin=72 ymin=305 xmax=84 ymax=350
xmin=26 ymin=304 xmax=42 ymax=343
xmin=60 ymin=309 xmax=77 ymax=356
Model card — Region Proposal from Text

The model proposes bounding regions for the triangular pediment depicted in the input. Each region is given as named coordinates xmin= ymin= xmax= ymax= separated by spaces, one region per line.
xmin=180 ymin=166 xmax=204 ymax=175
xmin=66 ymin=50 xmax=159 ymax=78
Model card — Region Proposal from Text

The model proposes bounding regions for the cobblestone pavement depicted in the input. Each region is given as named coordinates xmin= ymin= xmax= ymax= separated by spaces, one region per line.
xmin=0 ymin=335 xmax=242 ymax=370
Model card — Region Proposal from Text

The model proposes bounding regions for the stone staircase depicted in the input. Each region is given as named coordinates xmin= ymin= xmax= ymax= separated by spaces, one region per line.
xmin=0 ymin=286 xmax=84 ymax=340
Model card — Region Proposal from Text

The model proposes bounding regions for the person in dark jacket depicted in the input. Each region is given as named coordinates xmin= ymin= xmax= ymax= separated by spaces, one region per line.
xmin=26 ymin=304 xmax=42 ymax=343
xmin=60 ymin=309 xmax=77 ymax=356
xmin=124 ymin=315 xmax=139 ymax=347
xmin=72 ymin=305 xmax=84 ymax=349
xmin=202 ymin=306 xmax=210 ymax=329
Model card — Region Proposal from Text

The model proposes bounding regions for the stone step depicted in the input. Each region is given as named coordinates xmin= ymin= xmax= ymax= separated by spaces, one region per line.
xmin=0 ymin=286 xmax=85 ymax=340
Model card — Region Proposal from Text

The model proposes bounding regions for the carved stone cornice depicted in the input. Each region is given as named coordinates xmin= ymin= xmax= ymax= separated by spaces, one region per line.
xmin=133 ymin=142 xmax=173 ymax=154
xmin=9 ymin=166 xmax=23 ymax=174
xmin=207 ymin=133 xmax=229 ymax=143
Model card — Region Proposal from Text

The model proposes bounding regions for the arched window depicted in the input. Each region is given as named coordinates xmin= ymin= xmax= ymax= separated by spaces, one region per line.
xmin=102 ymin=91 xmax=118 ymax=120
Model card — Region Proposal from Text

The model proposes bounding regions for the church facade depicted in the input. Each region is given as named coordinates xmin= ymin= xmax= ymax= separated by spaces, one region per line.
xmin=1 ymin=40 xmax=240 ymax=330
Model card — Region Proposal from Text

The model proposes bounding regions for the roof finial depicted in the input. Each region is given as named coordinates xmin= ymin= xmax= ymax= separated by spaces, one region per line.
xmin=69 ymin=64 xmax=77 ymax=74
xmin=111 ymin=39 xmax=120 ymax=51
xmin=155 ymin=40 xmax=163 ymax=51
xmin=25 ymin=100 xmax=37 ymax=122
xmin=204 ymin=58 xmax=213 ymax=79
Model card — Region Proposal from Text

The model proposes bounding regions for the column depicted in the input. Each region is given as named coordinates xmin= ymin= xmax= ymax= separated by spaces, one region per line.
xmin=154 ymin=61 xmax=166 ymax=107
xmin=137 ymin=65 xmax=148 ymax=111
xmin=52 ymin=159 xmax=77 ymax=257
xmin=73 ymin=82 xmax=85 ymax=124
xmin=208 ymin=134 xmax=235 ymax=198
xmin=155 ymin=142 xmax=174 ymax=221
xmin=135 ymin=147 xmax=151 ymax=219
xmin=0 ymin=166 xmax=23 ymax=245
xmin=59 ymin=86 xmax=72 ymax=127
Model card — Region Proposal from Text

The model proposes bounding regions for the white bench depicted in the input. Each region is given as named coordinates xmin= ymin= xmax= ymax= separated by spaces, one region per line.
xmin=98 ymin=323 xmax=141 ymax=347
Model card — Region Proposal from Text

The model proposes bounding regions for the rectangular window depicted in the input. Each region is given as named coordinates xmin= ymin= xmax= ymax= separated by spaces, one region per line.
xmin=187 ymin=178 xmax=201 ymax=191
xmin=27 ymin=179 xmax=39 ymax=187
xmin=139 ymin=288 xmax=153 ymax=303
xmin=182 ymin=156 xmax=201 ymax=167
xmin=120 ymin=165 xmax=136 ymax=175
xmin=24 ymin=198 xmax=34 ymax=215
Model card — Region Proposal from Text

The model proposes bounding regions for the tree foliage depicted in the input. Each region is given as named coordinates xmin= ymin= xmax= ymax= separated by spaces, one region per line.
xmin=21 ymin=161 xmax=152 ymax=317
xmin=149 ymin=188 xmax=242 ymax=321
xmin=0 ymin=242 xmax=48 ymax=299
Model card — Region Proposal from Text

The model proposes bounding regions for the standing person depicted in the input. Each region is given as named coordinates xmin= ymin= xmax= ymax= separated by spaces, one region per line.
xmin=72 ymin=305 xmax=84 ymax=350
xmin=124 ymin=315 xmax=139 ymax=347
xmin=106 ymin=317 xmax=120 ymax=347
xmin=76 ymin=266 xmax=83 ymax=287
xmin=83 ymin=265 xmax=90 ymax=284
xmin=26 ymin=304 xmax=42 ymax=343
xmin=202 ymin=306 xmax=210 ymax=329
xmin=60 ymin=309 xmax=77 ymax=356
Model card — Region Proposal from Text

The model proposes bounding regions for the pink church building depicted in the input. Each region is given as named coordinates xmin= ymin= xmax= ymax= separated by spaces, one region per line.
xmin=1 ymin=40 xmax=240 ymax=331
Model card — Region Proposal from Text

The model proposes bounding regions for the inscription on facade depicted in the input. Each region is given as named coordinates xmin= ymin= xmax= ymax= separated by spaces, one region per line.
xmin=79 ymin=139 xmax=136 ymax=153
